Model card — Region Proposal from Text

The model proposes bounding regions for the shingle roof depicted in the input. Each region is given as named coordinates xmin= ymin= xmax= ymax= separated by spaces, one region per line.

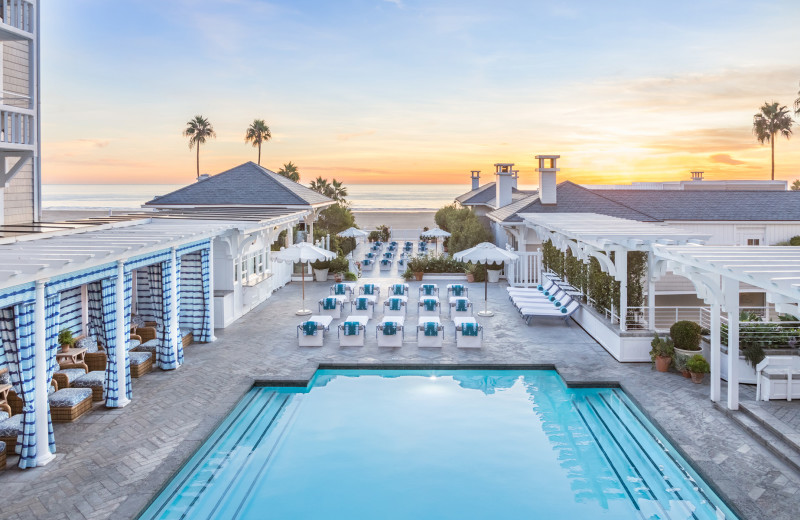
xmin=455 ymin=183 xmax=533 ymax=207
xmin=488 ymin=182 xmax=659 ymax=223
xmin=487 ymin=181 xmax=800 ymax=223
xmin=145 ymin=162 xmax=334 ymax=207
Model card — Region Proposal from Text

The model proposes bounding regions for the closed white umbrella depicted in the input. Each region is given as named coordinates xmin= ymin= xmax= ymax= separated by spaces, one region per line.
xmin=274 ymin=242 xmax=335 ymax=315
xmin=454 ymin=242 xmax=518 ymax=317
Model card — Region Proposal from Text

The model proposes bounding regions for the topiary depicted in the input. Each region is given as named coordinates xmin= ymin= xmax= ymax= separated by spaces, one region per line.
xmin=686 ymin=354 xmax=710 ymax=374
xmin=669 ymin=321 xmax=702 ymax=351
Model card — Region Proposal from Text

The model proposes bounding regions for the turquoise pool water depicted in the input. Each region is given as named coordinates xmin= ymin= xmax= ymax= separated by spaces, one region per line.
xmin=140 ymin=370 xmax=738 ymax=520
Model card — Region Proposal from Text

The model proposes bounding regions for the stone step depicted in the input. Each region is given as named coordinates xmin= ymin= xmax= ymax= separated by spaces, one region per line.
xmin=739 ymin=402 xmax=800 ymax=458
xmin=714 ymin=403 xmax=800 ymax=475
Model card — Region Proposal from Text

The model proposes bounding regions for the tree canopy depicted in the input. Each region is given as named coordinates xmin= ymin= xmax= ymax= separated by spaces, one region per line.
xmin=434 ymin=204 xmax=492 ymax=254
xmin=244 ymin=119 xmax=271 ymax=165
xmin=183 ymin=115 xmax=216 ymax=179
xmin=278 ymin=162 xmax=300 ymax=182
xmin=753 ymin=102 xmax=793 ymax=180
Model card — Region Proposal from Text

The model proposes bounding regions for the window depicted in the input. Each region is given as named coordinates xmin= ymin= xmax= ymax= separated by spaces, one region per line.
xmin=237 ymin=251 xmax=272 ymax=286
xmin=746 ymin=238 xmax=760 ymax=246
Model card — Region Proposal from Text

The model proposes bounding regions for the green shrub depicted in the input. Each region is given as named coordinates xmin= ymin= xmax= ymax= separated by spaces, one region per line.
xmin=367 ymin=225 xmax=390 ymax=242
xmin=311 ymin=259 xmax=330 ymax=270
xmin=790 ymin=235 xmax=800 ymax=246
xmin=329 ymin=256 xmax=350 ymax=274
xmin=686 ymin=354 xmax=710 ymax=374
xmin=401 ymin=268 xmax=414 ymax=281
xmin=669 ymin=321 xmax=702 ymax=351
xmin=650 ymin=333 xmax=674 ymax=361
xmin=344 ymin=271 xmax=358 ymax=281
xmin=434 ymin=204 xmax=492 ymax=254
xmin=58 ymin=329 xmax=76 ymax=347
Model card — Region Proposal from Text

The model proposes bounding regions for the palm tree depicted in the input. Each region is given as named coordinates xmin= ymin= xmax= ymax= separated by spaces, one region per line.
xmin=244 ymin=119 xmax=272 ymax=165
xmin=752 ymin=102 xmax=793 ymax=180
xmin=791 ymin=179 xmax=800 ymax=191
xmin=309 ymin=177 xmax=330 ymax=196
xmin=183 ymin=115 xmax=216 ymax=180
xmin=278 ymin=162 xmax=300 ymax=182
xmin=794 ymin=81 xmax=800 ymax=118
xmin=330 ymin=179 xmax=348 ymax=202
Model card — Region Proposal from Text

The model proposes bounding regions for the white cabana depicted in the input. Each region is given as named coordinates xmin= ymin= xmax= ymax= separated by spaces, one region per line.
xmin=654 ymin=245 xmax=800 ymax=410
xmin=274 ymin=243 xmax=335 ymax=315
xmin=518 ymin=213 xmax=710 ymax=331
xmin=420 ymin=228 xmax=450 ymax=255
xmin=454 ymin=242 xmax=518 ymax=317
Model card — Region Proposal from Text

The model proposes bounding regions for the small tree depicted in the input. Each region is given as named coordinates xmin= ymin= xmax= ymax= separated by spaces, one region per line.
xmin=244 ymin=119 xmax=272 ymax=165
xmin=791 ymin=179 xmax=800 ymax=191
xmin=278 ymin=162 xmax=300 ymax=182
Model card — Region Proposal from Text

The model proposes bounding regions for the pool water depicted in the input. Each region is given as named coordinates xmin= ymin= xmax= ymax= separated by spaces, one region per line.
xmin=140 ymin=370 xmax=738 ymax=520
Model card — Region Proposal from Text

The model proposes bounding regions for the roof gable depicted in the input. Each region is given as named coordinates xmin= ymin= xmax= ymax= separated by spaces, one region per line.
xmin=145 ymin=162 xmax=333 ymax=207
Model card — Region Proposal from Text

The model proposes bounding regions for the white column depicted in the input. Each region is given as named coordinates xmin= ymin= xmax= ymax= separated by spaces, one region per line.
xmin=710 ymin=300 xmax=721 ymax=403
xmin=285 ymin=225 xmax=293 ymax=247
xmin=114 ymin=261 xmax=130 ymax=407
xmin=307 ymin=219 xmax=314 ymax=243
xmin=617 ymin=250 xmax=628 ymax=332
xmin=33 ymin=280 xmax=55 ymax=466
xmin=169 ymin=247 xmax=180 ymax=366
xmin=80 ymin=284 xmax=89 ymax=336
xmin=207 ymin=241 xmax=217 ymax=342
xmin=724 ymin=276 xmax=740 ymax=410
xmin=647 ymin=252 xmax=656 ymax=331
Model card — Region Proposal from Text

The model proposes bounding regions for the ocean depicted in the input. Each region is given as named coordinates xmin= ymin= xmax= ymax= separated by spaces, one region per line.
xmin=41 ymin=183 xmax=493 ymax=212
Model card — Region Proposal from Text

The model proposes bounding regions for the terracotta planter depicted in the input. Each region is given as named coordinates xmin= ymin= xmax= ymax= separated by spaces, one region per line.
xmin=333 ymin=273 xmax=344 ymax=282
xmin=654 ymin=355 xmax=671 ymax=372
xmin=414 ymin=272 xmax=424 ymax=281
xmin=690 ymin=372 xmax=706 ymax=384
xmin=466 ymin=273 xmax=475 ymax=283
xmin=680 ymin=369 xmax=691 ymax=378
xmin=60 ymin=344 xmax=71 ymax=353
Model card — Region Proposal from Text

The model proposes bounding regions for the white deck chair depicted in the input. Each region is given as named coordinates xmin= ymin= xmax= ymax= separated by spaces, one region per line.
xmin=419 ymin=284 xmax=439 ymax=298
xmin=520 ymin=300 xmax=580 ymax=325
xmin=384 ymin=297 xmax=407 ymax=317
xmin=297 ymin=315 xmax=334 ymax=347
xmin=449 ymin=297 xmax=473 ymax=318
xmin=377 ymin=316 xmax=405 ymax=347
xmin=454 ymin=317 xmax=482 ymax=348
xmin=417 ymin=317 xmax=444 ymax=347
xmin=418 ymin=297 xmax=441 ymax=317
xmin=338 ymin=315 xmax=370 ymax=347
xmin=351 ymin=297 xmax=376 ymax=320
xmin=318 ymin=296 xmax=344 ymax=319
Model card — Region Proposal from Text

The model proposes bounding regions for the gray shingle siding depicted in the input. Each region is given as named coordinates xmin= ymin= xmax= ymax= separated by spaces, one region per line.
xmin=145 ymin=162 xmax=333 ymax=207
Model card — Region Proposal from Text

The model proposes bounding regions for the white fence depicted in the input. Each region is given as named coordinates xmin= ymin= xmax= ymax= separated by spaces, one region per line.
xmin=506 ymin=251 xmax=542 ymax=287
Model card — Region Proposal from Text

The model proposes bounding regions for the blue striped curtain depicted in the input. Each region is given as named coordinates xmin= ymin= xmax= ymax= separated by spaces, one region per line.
xmin=200 ymin=247 xmax=212 ymax=342
xmin=10 ymin=303 xmax=36 ymax=468
xmin=135 ymin=270 xmax=155 ymax=323
xmin=86 ymin=282 xmax=104 ymax=343
xmin=159 ymin=260 xmax=178 ymax=370
xmin=175 ymin=254 xmax=183 ymax=365
xmin=122 ymin=272 xmax=133 ymax=399
xmin=179 ymin=251 xmax=207 ymax=342
xmin=101 ymin=277 xmax=123 ymax=408
xmin=58 ymin=287 xmax=82 ymax=335
xmin=44 ymin=294 xmax=60 ymax=453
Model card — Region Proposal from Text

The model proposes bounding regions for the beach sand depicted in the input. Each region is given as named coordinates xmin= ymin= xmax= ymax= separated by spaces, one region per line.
xmin=42 ymin=209 xmax=437 ymax=235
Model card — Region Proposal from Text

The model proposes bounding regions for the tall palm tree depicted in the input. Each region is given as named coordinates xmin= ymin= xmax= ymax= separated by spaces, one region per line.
xmin=330 ymin=179 xmax=348 ymax=202
xmin=752 ymin=102 xmax=793 ymax=180
xmin=244 ymin=119 xmax=272 ymax=165
xmin=794 ymin=81 xmax=800 ymax=118
xmin=183 ymin=115 xmax=216 ymax=180
xmin=309 ymin=176 xmax=330 ymax=196
xmin=278 ymin=162 xmax=300 ymax=182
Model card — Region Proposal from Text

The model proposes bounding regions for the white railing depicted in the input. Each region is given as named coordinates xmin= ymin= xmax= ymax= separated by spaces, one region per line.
xmin=0 ymin=106 xmax=34 ymax=147
xmin=626 ymin=306 xmax=708 ymax=332
xmin=0 ymin=0 xmax=34 ymax=34
xmin=507 ymin=250 xmax=542 ymax=287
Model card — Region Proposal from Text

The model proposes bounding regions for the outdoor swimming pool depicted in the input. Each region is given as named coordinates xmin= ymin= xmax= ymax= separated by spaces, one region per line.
xmin=139 ymin=370 xmax=738 ymax=519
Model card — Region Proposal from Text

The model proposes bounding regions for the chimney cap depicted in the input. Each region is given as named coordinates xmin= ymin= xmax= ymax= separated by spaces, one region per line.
xmin=534 ymin=155 xmax=560 ymax=159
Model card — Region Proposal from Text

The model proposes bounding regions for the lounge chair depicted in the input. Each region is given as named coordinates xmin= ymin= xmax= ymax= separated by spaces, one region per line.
xmin=384 ymin=297 xmax=407 ymax=317
xmin=512 ymin=290 xmax=571 ymax=309
xmin=318 ymin=296 xmax=344 ymax=319
xmin=49 ymin=380 xmax=93 ymax=423
xmin=454 ymin=317 xmax=482 ymax=348
xmin=418 ymin=297 xmax=441 ymax=317
xmin=389 ymin=283 xmax=409 ymax=297
xmin=419 ymin=284 xmax=439 ymax=298
xmin=449 ymin=297 xmax=473 ymax=318
xmin=447 ymin=284 xmax=468 ymax=298
xmin=72 ymin=335 xmax=106 ymax=372
xmin=359 ymin=284 xmax=380 ymax=298
xmin=756 ymin=355 xmax=800 ymax=401
xmin=331 ymin=283 xmax=353 ymax=301
xmin=520 ymin=300 xmax=581 ymax=325
xmin=377 ymin=316 xmax=405 ymax=347
xmin=71 ymin=370 xmax=107 ymax=401
xmin=0 ymin=413 xmax=21 ymax=455
xmin=417 ymin=318 xmax=444 ymax=347
xmin=351 ymin=297 xmax=376 ymax=319
xmin=338 ymin=315 xmax=370 ymax=347
xmin=53 ymin=366 xmax=88 ymax=390
xmin=380 ymin=259 xmax=392 ymax=271
xmin=297 ymin=315 xmax=334 ymax=347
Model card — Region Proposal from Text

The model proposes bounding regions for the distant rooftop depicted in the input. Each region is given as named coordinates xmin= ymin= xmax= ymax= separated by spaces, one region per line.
xmin=455 ymin=182 xmax=533 ymax=207
xmin=145 ymin=162 xmax=335 ymax=208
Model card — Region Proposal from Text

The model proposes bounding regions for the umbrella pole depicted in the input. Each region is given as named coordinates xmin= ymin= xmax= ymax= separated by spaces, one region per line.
xmin=297 ymin=261 xmax=311 ymax=316
xmin=478 ymin=263 xmax=494 ymax=317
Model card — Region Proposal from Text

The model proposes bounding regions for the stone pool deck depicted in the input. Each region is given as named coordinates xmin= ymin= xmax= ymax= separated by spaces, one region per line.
xmin=0 ymin=277 xmax=799 ymax=519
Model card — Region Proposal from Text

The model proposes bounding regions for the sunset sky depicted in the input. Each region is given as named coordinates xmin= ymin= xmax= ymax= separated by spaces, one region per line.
xmin=41 ymin=0 xmax=800 ymax=186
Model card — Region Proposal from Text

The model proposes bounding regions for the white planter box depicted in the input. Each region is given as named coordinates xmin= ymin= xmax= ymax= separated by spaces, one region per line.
xmin=487 ymin=269 xmax=501 ymax=283
xmin=314 ymin=268 xmax=329 ymax=282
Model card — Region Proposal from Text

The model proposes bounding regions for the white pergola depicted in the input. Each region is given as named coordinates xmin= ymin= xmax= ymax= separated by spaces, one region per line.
xmin=654 ymin=245 xmax=800 ymax=410
xmin=518 ymin=213 xmax=710 ymax=331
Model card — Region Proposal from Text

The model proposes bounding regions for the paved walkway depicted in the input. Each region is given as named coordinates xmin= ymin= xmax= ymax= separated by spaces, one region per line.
xmin=0 ymin=276 xmax=798 ymax=519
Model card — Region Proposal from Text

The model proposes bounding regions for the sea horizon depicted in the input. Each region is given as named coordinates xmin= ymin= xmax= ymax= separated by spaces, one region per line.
xmin=41 ymin=183 xmax=538 ymax=212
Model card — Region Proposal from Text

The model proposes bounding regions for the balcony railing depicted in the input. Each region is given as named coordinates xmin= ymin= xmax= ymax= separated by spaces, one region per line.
xmin=0 ymin=0 xmax=34 ymax=34
xmin=0 ymin=105 xmax=34 ymax=147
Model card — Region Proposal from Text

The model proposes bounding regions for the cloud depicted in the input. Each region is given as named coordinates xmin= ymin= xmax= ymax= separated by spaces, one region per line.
xmin=383 ymin=0 xmax=404 ymax=7
xmin=642 ymin=127 xmax=758 ymax=154
xmin=75 ymin=139 xmax=110 ymax=148
xmin=337 ymin=130 xmax=376 ymax=141
xmin=709 ymin=153 xmax=745 ymax=165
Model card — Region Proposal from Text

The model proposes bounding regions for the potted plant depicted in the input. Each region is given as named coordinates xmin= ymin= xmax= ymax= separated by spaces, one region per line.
xmin=402 ymin=268 xmax=414 ymax=281
xmin=486 ymin=262 xmax=503 ymax=283
xmin=58 ymin=329 xmax=76 ymax=352
xmin=344 ymin=271 xmax=358 ymax=281
xmin=686 ymin=354 xmax=710 ymax=384
xmin=650 ymin=333 xmax=674 ymax=372
xmin=407 ymin=256 xmax=425 ymax=281
xmin=670 ymin=321 xmax=702 ymax=377
xmin=465 ymin=264 xmax=475 ymax=283
xmin=311 ymin=260 xmax=330 ymax=282
xmin=329 ymin=256 xmax=349 ymax=283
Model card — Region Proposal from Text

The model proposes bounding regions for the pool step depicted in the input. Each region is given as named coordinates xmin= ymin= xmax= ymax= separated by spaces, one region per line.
xmin=715 ymin=403 xmax=800 ymax=476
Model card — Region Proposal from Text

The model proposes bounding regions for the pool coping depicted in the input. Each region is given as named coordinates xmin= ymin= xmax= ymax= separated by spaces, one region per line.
xmin=136 ymin=362 xmax=748 ymax=520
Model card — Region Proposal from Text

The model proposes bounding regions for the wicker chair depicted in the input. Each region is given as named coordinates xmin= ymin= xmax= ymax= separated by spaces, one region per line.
xmin=52 ymin=366 xmax=88 ymax=390
xmin=132 ymin=324 xmax=157 ymax=343
xmin=0 ymin=413 xmax=21 ymax=455
xmin=73 ymin=335 xmax=107 ymax=372
xmin=49 ymin=380 xmax=92 ymax=423
xmin=0 ymin=440 xmax=5 ymax=469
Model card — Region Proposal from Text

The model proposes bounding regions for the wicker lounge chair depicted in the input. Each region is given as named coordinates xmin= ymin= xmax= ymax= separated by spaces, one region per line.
xmin=73 ymin=335 xmax=106 ymax=372
xmin=49 ymin=380 xmax=93 ymax=423
xmin=129 ymin=351 xmax=154 ymax=378
xmin=71 ymin=370 xmax=106 ymax=401
xmin=53 ymin=367 xmax=88 ymax=389
xmin=0 ymin=413 xmax=21 ymax=455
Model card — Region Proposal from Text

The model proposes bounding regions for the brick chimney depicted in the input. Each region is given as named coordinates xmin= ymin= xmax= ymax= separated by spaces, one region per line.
xmin=690 ymin=171 xmax=704 ymax=181
xmin=494 ymin=163 xmax=514 ymax=208
xmin=535 ymin=155 xmax=560 ymax=205
xmin=471 ymin=170 xmax=480 ymax=190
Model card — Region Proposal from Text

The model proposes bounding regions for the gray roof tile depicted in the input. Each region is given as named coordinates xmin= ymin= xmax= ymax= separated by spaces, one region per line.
xmin=145 ymin=162 xmax=334 ymax=207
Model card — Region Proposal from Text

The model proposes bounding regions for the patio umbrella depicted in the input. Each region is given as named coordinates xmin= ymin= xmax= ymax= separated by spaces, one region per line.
xmin=337 ymin=227 xmax=369 ymax=238
xmin=420 ymin=228 xmax=451 ymax=255
xmin=454 ymin=242 xmax=518 ymax=317
xmin=274 ymin=242 xmax=335 ymax=315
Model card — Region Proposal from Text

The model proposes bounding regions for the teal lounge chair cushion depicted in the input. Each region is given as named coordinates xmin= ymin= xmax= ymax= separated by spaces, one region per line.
xmin=343 ymin=321 xmax=360 ymax=336
xmin=303 ymin=321 xmax=318 ymax=336
xmin=422 ymin=285 xmax=435 ymax=295
xmin=455 ymin=299 xmax=468 ymax=312
xmin=393 ymin=284 xmax=405 ymax=295
xmin=363 ymin=284 xmax=375 ymax=295
xmin=424 ymin=322 xmax=439 ymax=336
xmin=462 ymin=322 xmax=479 ymax=337
xmin=451 ymin=285 xmax=464 ymax=296
xmin=334 ymin=284 xmax=346 ymax=295
xmin=382 ymin=322 xmax=397 ymax=335
xmin=388 ymin=298 xmax=402 ymax=311
xmin=355 ymin=298 xmax=369 ymax=311
xmin=322 ymin=298 xmax=337 ymax=310
xmin=423 ymin=299 xmax=437 ymax=311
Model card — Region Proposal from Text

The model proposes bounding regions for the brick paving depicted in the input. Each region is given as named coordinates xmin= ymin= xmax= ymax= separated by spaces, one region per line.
xmin=0 ymin=274 xmax=798 ymax=519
